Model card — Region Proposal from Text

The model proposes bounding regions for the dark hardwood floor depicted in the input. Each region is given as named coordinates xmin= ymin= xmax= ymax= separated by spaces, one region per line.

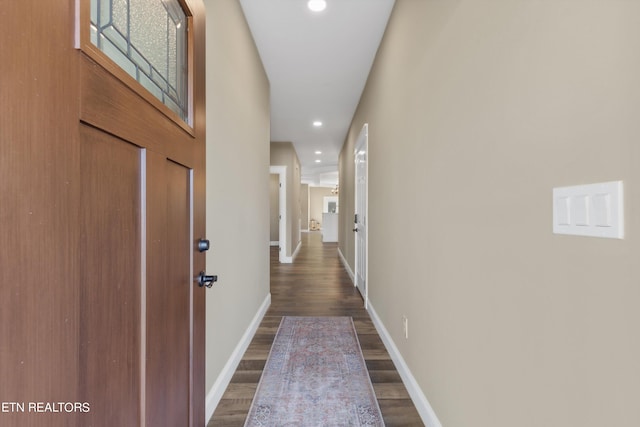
xmin=207 ymin=232 xmax=424 ymax=426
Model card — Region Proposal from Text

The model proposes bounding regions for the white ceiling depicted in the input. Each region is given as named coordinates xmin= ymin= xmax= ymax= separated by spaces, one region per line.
xmin=239 ymin=0 xmax=395 ymax=186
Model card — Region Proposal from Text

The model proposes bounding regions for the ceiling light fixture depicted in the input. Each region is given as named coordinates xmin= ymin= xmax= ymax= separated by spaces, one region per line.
xmin=313 ymin=121 xmax=323 ymax=127
xmin=315 ymin=159 xmax=322 ymax=163
xmin=315 ymin=151 xmax=322 ymax=155
xmin=307 ymin=0 xmax=327 ymax=12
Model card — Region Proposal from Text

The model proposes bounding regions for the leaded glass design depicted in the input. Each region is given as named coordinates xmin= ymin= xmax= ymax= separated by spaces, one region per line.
xmin=90 ymin=0 xmax=189 ymax=122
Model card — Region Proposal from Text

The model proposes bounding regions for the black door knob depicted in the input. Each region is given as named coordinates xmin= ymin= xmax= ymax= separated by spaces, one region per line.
xmin=197 ymin=271 xmax=218 ymax=288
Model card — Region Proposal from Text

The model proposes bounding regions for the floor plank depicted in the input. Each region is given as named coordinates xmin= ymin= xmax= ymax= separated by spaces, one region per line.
xmin=208 ymin=232 xmax=424 ymax=426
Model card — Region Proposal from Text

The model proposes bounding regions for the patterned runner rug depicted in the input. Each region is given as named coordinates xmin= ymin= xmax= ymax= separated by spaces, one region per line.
xmin=244 ymin=316 xmax=385 ymax=426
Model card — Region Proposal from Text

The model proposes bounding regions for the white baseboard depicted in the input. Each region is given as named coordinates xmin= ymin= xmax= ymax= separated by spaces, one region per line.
xmin=337 ymin=247 xmax=355 ymax=285
xmin=367 ymin=303 xmax=442 ymax=427
xmin=281 ymin=239 xmax=302 ymax=263
xmin=292 ymin=239 xmax=302 ymax=261
xmin=269 ymin=241 xmax=279 ymax=247
xmin=205 ymin=293 xmax=271 ymax=424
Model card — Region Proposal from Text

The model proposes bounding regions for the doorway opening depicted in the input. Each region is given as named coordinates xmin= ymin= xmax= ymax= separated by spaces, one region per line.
xmin=270 ymin=165 xmax=288 ymax=263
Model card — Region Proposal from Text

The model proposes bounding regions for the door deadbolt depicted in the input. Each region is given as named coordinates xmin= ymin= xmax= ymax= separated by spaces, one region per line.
xmin=197 ymin=271 xmax=218 ymax=288
xmin=197 ymin=238 xmax=210 ymax=252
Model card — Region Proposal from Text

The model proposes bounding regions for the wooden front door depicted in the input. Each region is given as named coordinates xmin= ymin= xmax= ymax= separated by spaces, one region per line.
xmin=1 ymin=1 xmax=206 ymax=426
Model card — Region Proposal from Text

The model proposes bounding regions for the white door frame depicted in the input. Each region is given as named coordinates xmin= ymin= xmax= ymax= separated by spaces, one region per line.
xmin=270 ymin=166 xmax=287 ymax=263
xmin=354 ymin=124 xmax=369 ymax=308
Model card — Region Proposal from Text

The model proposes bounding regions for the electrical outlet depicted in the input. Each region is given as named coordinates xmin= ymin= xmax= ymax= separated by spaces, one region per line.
xmin=402 ymin=315 xmax=409 ymax=339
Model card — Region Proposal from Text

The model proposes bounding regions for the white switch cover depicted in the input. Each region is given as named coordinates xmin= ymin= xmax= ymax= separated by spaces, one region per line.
xmin=556 ymin=196 xmax=570 ymax=225
xmin=553 ymin=181 xmax=623 ymax=239
xmin=593 ymin=193 xmax=611 ymax=227
xmin=573 ymin=194 xmax=589 ymax=226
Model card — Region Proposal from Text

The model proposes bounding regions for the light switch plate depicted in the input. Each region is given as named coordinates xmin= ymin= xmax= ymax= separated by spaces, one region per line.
xmin=553 ymin=181 xmax=623 ymax=239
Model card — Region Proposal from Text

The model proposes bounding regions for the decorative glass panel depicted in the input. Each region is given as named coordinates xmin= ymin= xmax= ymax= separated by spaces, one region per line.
xmin=90 ymin=0 xmax=189 ymax=122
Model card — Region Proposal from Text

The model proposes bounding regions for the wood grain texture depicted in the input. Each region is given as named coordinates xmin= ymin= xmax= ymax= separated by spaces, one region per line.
xmin=79 ymin=54 xmax=193 ymax=166
xmin=1 ymin=2 xmax=81 ymax=426
xmin=1 ymin=1 xmax=207 ymax=426
xmin=208 ymin=232 xmax=424 ymax=426
xmin=77 ymin=1 xmax=208 ymax=425
xmin=145 ymin=154 xmax=192 ymax=426
xmin=79 ymin=125 xmax=142 ymax=426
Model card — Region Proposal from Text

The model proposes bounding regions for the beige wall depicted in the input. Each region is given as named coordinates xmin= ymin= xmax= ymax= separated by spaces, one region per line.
xmin=339 ymin=1 xmax=640 ymax=426
xmin=270 ymin=174 xmax=279 ymax=242
xmin=309 ymin=186 xmax=335 ymax=228
xmin=338 ymin=152 xmax=353 ymax=264
xmin=300 ymin=183 xmax=309 ymax=231
xmin=271 ymin=142 xmax=301 ymax=257
xmin=204 ymin=0 xmax=270 ymax=401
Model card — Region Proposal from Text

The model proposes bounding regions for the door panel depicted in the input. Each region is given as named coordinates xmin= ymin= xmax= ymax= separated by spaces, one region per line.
xmin=146 ymin=152 xmax=192 ymax=426
xmin=1 ymin=2 xmax=81 ymax=426
xmin=79 ymin=54 xmax=191 ymax=164
xmin=1 ymin=0 xmax=206 ymax=425
xmin=79 ymin=124 xmax=142 ymax=426
xmin=76 ymin=0 xmax=207 ymax=425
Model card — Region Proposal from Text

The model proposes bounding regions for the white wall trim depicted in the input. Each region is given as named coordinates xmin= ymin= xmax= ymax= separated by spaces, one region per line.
xmin=338 ymin=247 xmax=355 ymax=285
xmin=292 ymin=239 xmax=302 ymax=261
xmin=281 ymin=239 xmax=302 ymax=263
xmin=269 ymin=241 xmax=279 ymax=247
xmin=367 ymin=302 xmax=442 ymax=427
xmin=205 ymin=293 xmax=271 ymax=424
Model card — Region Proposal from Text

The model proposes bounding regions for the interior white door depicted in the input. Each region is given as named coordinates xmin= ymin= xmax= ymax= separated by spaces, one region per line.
xmin=354 ymin=124 xmax=368 ymax=307
xmin=270 ymin=165 xmax=288 ymax=263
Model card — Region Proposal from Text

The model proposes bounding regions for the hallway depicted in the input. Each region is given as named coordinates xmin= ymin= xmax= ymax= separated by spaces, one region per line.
xmin=208 ymin=232 xmax=423 ymax=426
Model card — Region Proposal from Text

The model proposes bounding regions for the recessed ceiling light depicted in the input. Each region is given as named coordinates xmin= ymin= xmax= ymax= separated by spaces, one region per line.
xmin=313 ymin=121 xmax=323 ymax=127
xmin=315 ymin=151 xmax=322 ymax=155
xmin=307 ymin=0 xmax=327 ymax=12
xmin=315 ymin=159 xmax=322 ymax=163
